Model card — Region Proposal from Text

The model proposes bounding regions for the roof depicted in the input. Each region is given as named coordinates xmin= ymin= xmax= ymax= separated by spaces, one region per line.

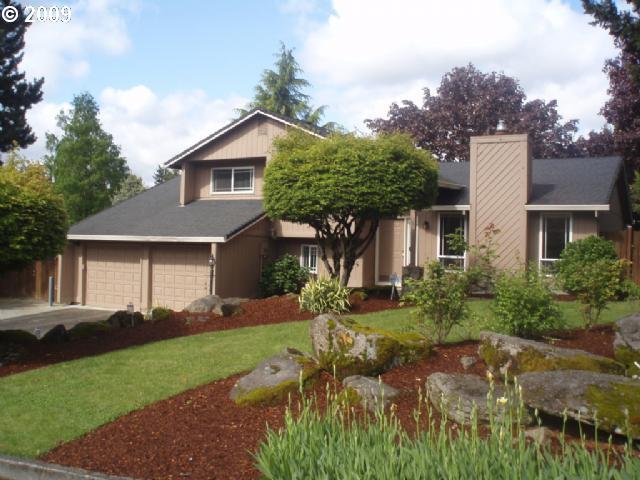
xmin=437 ymin=156 xmax=625 ymax=207
xmin=164 ymin=108 xmax=327 ymax=168
xmin=68 ymin=177 xmax=265 ymax=242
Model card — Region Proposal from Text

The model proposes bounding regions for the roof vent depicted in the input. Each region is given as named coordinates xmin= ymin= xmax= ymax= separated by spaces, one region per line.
xmin=496 ymin=119 xmax=507 ymax=134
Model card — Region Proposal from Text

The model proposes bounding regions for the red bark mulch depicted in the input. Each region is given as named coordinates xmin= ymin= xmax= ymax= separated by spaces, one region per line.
xmin=0 ymin=295 xmax=400 ymax=378
xmin=42 ymin=325 xmax=624 ymax=480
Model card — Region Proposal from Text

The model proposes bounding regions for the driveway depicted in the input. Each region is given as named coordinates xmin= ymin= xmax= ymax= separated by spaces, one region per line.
xmin=0 ymin=298 xmax=114 ymax=335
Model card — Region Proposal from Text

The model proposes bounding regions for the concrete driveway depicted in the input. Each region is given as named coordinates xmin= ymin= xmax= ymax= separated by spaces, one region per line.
xmin=0 ymin=298 xmax=114 ymax=335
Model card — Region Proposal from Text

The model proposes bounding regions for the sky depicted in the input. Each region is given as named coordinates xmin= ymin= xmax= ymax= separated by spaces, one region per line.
xmin=17 ymin=0 xmax=620 ymax=184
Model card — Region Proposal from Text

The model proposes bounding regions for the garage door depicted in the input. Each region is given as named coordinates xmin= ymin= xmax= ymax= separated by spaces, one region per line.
xmin=86 ymin=245 xmax=143 ymax=309
xmin=151 ymin=245 xmax=210 ymax=311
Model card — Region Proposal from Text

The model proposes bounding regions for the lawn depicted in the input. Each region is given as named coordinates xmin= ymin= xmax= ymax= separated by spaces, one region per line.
xmin=0 ymin=299 xmax=637 ymax=459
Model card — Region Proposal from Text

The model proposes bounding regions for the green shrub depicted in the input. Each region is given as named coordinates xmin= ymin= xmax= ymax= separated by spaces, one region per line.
xmin=255 ymin=388 xmax=640 ymax=479
xmin=556 ymin=236 xmax=626 ymax=327
xmin=492 ymin=267 xmax=563 ymax=338
xmin=259 ymin=254 xmax=310 ymax=297
xmin=299 ymin=277 xmax=351 ymax=314
xmin=150 ymin=306 xmax=173 ymax=322
xmin=402 ymin=261 xmax=469 ymax=344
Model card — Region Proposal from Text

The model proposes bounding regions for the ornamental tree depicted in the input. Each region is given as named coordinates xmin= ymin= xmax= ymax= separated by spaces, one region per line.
xmin=264 ymin=131 xmax=439 ymax=286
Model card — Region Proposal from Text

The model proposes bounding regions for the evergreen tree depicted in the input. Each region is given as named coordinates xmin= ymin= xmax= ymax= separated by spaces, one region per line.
xmin=0 ymin=0 xmax=44 ymax=155
xmin=112 ymin=172 xmax=146 ymax=204
xmin=45 ymin=92 xmax=127 ymax=223
xmin=153 ymin=164 xmax=178 ymax=185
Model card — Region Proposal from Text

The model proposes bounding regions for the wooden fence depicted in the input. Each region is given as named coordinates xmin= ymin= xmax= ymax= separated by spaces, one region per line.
xmin=0 ymin=259 xmax=57 ymax=300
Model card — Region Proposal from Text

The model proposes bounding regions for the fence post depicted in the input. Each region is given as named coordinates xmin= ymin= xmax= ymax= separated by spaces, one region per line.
xmin=48 ymin=276 xmax=54 ymax=306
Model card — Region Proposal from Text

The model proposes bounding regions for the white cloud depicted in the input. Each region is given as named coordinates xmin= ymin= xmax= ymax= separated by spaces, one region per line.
xmin=298 ymin=0 xmax=617 ymax=133
xmin=24 ymin=86 xmax=248 ymax=185
xmin=21 ymin=0 xmax=134 ymax=92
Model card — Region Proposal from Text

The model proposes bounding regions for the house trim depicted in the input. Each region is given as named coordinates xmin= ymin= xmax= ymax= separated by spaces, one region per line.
xmin=300 ymin=244 xmax=319 ymax=274
xmin=525 ymin=204 xmax=609 ymax=211
xmin=165 ymin=109 xmax=325 ymax=167
xmin=67 ymin=235 xmax=226 ymax=243
xmin=430 ymin=204 xmax=471 ymax=211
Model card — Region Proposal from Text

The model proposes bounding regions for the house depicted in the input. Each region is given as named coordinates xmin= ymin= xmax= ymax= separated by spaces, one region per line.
xmin=56 ymin=109 xmax=633 ymax=311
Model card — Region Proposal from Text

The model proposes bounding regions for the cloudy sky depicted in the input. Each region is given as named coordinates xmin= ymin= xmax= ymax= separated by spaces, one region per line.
xmin=19 ymin=0 xmax=618 ymax=184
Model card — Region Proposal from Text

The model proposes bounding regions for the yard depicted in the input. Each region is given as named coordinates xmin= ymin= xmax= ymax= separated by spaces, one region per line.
xmin=0 ymin=298 xmax=637 ymax=462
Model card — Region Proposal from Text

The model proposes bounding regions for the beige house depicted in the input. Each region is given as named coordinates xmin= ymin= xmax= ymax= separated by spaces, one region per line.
xmin=57 ymin=109 xmax=633 ymax=311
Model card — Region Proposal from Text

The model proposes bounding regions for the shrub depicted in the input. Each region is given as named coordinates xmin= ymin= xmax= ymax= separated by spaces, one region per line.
xmin=492 ymin=267 xmax=563 ymax=338
xmin=299 ymin=277 xmax=351 ymax=314
xmin=447 ymin=223 xmax=500 ymax=292
xmin=259 ymin=254 xmax=310 ymax=297
xmin=402 ymin=261 xmax=469 ymax=344
xmin=556 ymin=236 xmax=626 ymax=327
xmin=150 ymin=306 xmax=173 ymax=322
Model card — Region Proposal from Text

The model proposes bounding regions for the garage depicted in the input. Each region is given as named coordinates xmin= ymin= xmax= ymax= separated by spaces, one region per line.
xmin=150 ymin=245 xmax=210 ymax=311
xmin=85 ymin=245 xmax=143 ymax=309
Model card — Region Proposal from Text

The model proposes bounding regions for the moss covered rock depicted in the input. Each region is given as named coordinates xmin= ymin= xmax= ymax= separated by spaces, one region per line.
xmin=614 ymin=315 xmax=640 ymax=376
xmin=342 ymin=375 xmax=399 ymax=412
xmin=230 ymin=347 xmax=320 ymax=406
xmin=310 ymin=313 xmax=430 ymax=380
xmin=519 ymin=370 xmax=640 ymax=439
xmin=479 ymin=331 xmax=624 ymax=378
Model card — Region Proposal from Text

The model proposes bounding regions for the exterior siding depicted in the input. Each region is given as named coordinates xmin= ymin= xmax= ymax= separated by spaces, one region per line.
xmin=272 ymin=220 xmax=316 ymax=238
xmin=469 ymin=135 xmax=530 ymax=270
xmin=375 ymin=219 xmax=406 ymax=284
xmin=192 ymin=158 xmax=266 ymax=200
xmin=416 ymin=210 xmax=440 ymax=267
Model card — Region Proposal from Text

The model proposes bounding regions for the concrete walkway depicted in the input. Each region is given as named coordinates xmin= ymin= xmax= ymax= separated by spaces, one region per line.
xmin=0 ymin=298 xmax=114 ymax=334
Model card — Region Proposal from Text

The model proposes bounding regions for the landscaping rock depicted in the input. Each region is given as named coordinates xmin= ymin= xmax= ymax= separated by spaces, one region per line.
xmin=426 ymin=372 xmax=532 ymax=425
xmin=67 ymin=321 xmax=112 ymax=340
xmin=342 ymin=375 xmax=399 ymax=412
xmin=310 ymin=313 xmax=430 ymax=379
xmin=524 ymin=426 xmax=554 ymax=446
xmin=184 ymin=295 xmax=222 ymax=313
xmin=518 ymin=370 xmax=640 ymax=439
xmin=613 ymin=315 xmax=640 ymax=376
xmin=230 ymin=347 xmax=320 ymax=406
xmin=107 ymin=310 xmax=144 ymax=329
xmin=41 ymin=324 xmax=69 ymax=344
xmin=212 ymin=297 xmax=247 ymax=317
xmin=479 ymin=331 xmax=624 ymax=378
xmin=460 ymin=356 xmax=476 ymax=370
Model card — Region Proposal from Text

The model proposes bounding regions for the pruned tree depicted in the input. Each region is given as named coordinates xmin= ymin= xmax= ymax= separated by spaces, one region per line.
xmin=45 ymin=92 xmax=127 ymax=223
xmin=0 ymin=0 xmax=44 ymax=156
xmin=264 ymin=131 xmax=439 ymax=286
xmin=366 ymin=64 xmax=580 ymax=161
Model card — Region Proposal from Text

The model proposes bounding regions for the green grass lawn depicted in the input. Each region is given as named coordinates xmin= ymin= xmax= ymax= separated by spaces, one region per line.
xmin=0 ymin=299 xmax=638 ymax=459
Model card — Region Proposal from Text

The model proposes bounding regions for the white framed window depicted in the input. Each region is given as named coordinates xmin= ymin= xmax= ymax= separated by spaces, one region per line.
xmin=211 ymin=166 xmax=254 ymax=194
xmin=539 ymin=213 xmax=572 ymax=272
xmin=301 ymin=244 xmax=318 ymax=274
xmin=437 ymin=213 xmax=467 ymax=270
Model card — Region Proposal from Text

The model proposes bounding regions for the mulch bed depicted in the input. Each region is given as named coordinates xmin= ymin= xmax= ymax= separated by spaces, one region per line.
xmin=0 ymin=295 xmax=399 ymax=378
xmin=42 ymin=325 xmax=627 ymax=480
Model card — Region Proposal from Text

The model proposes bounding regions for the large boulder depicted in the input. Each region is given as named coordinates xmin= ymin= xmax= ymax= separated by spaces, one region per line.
xmin=342 ymin=375 xmax=399 ymax=412
xmin=310 ymin=314 xmax=430 ymax=380
xmin=184 ymin=295 xmax=222 ymax=313
xmin=518 ymin=370 xmax=640 ymax=439
xmin=426 ymin=372 xmax=531 ymax=425
xmin=479 ymin=331 xmax=624 ymax=378
xmin=230 ymin=347 xmax=320 ymax=406
xmin=614 ymin=315 xmax=640 ymax=376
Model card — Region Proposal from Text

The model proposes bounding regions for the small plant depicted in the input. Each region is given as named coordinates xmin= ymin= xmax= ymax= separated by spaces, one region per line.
xmin=259 ymin=254 xmax=310 ymax=297
xmin=556 ymin=236 xmax=627 ymax=327
xmin=492 ymin=267 xmax=563 ymax=338
xmin=149 ymin=306 xmax=172 ymax=322
xmin=447 ymin=223 xmax=500 ymax=292
xmin=402 ymin=261 xmax=469 ymax=344
xmin=299 ymin=277 xmax=351 ymax=314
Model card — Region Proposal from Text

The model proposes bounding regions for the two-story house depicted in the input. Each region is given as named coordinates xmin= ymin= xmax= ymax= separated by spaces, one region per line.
xmin=56 ymin=108 xmax=633 ymax=311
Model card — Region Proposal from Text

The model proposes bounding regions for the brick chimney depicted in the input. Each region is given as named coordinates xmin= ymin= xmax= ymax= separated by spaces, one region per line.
xmin=468 ymin=133 xmax=531 ymax=270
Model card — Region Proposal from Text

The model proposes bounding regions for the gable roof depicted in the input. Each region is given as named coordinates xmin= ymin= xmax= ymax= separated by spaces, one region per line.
xmin=164 ymin=108 xmax=327 ymax=168
xmin=67 ymin=177 xmax=265 ymax=242
xmin=437 ymin=156 xmax=626 ymax=209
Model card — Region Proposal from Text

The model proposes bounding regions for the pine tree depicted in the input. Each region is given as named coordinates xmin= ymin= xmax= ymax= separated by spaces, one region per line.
xmin=0 ymin=0 xmax=44 ymax=155
xmin=153 ymin=164 xmax=178 ymax=185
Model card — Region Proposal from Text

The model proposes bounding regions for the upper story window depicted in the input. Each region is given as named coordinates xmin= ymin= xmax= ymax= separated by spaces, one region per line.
xmin=211 ymin=167 xmax=254 ymax=194
xmin=540 ymin=214 xmax=571 ymax=272
xmin=438 ymin=213 xmax=467 ymax=270
xmin=301 ymin=244 xmax=318 ymax=274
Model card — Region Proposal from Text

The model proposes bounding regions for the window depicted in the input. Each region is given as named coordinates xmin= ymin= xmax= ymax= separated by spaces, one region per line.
xmin=540 ymin=214 xmax=571 ymax=272
xmin=211 ymin=167 xmax=254 ymax=194
xmin=301 ymin=244 xmax=318 ymax=274
xmin=438 ymin=213 xmax=466 ymax=270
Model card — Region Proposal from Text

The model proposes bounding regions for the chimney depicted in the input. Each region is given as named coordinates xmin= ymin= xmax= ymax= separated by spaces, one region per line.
xmin=468 ymin=133 xmax=531 ymax=270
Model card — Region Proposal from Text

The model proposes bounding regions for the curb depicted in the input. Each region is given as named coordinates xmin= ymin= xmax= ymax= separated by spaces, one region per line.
xmin=0 ymin=454 xmax=134 ymax=480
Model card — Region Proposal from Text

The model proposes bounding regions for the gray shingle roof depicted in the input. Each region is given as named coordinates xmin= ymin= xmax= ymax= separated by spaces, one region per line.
xmin=68 ymin=177 xmax=265 ymax=239
xmin=437 ymin=156 xmax=624 ymax=206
